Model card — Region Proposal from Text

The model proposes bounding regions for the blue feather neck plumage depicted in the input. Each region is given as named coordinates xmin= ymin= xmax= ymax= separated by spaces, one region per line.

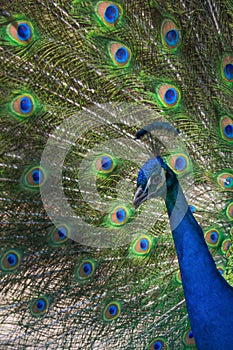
xmin=162 ymin=158 xmax=233 ymax=350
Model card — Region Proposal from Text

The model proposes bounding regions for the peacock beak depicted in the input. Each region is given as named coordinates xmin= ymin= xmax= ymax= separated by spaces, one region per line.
xmin=132 ymin=186 xmax=148 ymax=209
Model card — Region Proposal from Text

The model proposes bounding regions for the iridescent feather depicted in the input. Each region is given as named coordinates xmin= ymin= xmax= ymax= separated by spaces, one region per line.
xmin=0 ymin=1 xmax=233 ymax=349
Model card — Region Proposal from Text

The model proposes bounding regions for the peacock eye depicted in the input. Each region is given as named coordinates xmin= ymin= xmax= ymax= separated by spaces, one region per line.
xmin=75 ymin=259 xmax=96 ymax=281
xmin=7 ymin=20 xmax=35 ymax=45
xmin=204 ymin=227 xmax=223 ymax=248
xmin=182 ymin=328 xmax=196 ymax=347
xmin=189 ymin=205 xmax=196 ymax=213
xmin=148 ymin=337 xmax=168 ymax=350
xmin=105 ymin=204 xmax=133 ymax=227
xmin=0 ymin=249 xmax=22 ymax=273
xmin=220 ymin=116 xmax=233 ymax=142
xmin=161 ymin=19 xmax=181 ymax=50
xmin=95 ymin=154 xmax=117 ymax=176
xmin=11 ymin=94 xmax=35 ymax=118
xmin=21 ymin=165 xmax=47 ymax=190
xmin=95 ymin=2 xmax=123 ymax=27
xmin=225 ymin=202 xmax=233 ymax=221
xmin=108 ymin=42 xmax=131 ymax=67
xmin=221 ymin=239 xmax=231 ymax=256
xmin=30 ymin=296 xmax=49 ymax=317
xmin=174 ymin=270 xmax=182 ymax=284
xmin=151 ymin=174 xmax=161 ymax=185
xmin=157 ymin=84 xmax=181 ymax=108
xmin=48 ymin=225 xmax=70 ymax=246
xmin=222 ymin=55 xmax=233 ymax=82
xmin=102 ymin=301 xmax=121 ymax=321
xmin=217 ymin=265 xmax=225 ymax=275
xmin=216 ymin=172 xmax=233 ymax=191
xmin=130 ymin=234 xmax=156 ymax=257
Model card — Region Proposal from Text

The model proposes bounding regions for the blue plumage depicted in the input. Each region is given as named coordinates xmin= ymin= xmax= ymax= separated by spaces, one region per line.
xmin=1 ymin=1 xmax=233 ymax=348
xmin=134 ymin=156 xmax=233 ymax=350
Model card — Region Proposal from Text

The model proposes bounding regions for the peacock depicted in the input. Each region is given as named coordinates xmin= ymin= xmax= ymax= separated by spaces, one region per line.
xmin=0 ymin=0 xmax=233 ymax=349
xmin=132 ymin=152 xmax=233 ymax=350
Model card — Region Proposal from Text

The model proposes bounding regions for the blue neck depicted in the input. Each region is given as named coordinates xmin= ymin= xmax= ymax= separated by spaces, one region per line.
xmin=164 ymin=175 xmax=233 ymax=350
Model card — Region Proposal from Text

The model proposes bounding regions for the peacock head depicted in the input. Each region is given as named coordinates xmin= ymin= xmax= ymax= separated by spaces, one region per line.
xmin=132 ymin=156 xmax=173 ymax=209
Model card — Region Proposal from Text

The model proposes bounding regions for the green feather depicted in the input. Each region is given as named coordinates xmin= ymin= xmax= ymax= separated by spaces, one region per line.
xmin=0 ymin=1 xmax=233 ymax=349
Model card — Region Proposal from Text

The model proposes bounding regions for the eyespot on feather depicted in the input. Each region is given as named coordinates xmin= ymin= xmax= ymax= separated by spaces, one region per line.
xmin=95 ymin=154 xmax=117 ymax=175
xmin=225 ymin=202 xmax=233 ymax=221
xmin=221 ymin=239 xmax=231 ymax=257
xmin=11 ymin=94 xmax=35 ymax=119
xmin=189 ymin=205 xmax=196 ymax=213
xmin=75 ymin=259 xmax=96 ymax=280
xmin=220 ymin=116 xmax=233 ymax=142
xmin=21 ymin=166 xmax=47 ymax=190
xmin=161 ymin=19 xmax=181 ymax=50
xmin=148 ymin=337 xmax=168 ymax=350
xmin=174 ymin=270 xmax=182 ymax=284
xmin=108 ymin=42 xmax=131 ymax=67
xmin=216 ymin=172 xmax=233 ymax=191
xmin=48 ymin=225 xmax=70 ymax=246
xmin=95 ymin=2 xmax=123 ymax=27
xmin=130 ymin=234 xmax=155 ymax=257
xmin=168 ymin=153 xmax=189 ymax=174
xmin=7 ymin=20 xmax=35 ymax=45
xmin=103 ymin=301 xmax=121 ymax=321
xmin=0 ymin=249 xmax=22 ymax=273
xmin=182 ymin=329 xmax=196 ymax=347
xmin=105 ymin=205 xmax=133 ymax=227
xmin=222 ymin=56 xmax=233 ymax=82
xmin=134 ymin=236 xmax=151 ymax=255
xmin=157 ymin=84 xmax=181 ymax=108
xmin=204 ymin=228 xmax=223 ymax=248
xmin=30 ymin=296 xmax=49 ymax=317
xmin=217 ymin=265 xmax=226 ymax=275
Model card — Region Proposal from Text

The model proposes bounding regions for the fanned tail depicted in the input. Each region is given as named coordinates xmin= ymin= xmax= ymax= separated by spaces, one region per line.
xmin=0 ymin=1 xmax=232 ymax=349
